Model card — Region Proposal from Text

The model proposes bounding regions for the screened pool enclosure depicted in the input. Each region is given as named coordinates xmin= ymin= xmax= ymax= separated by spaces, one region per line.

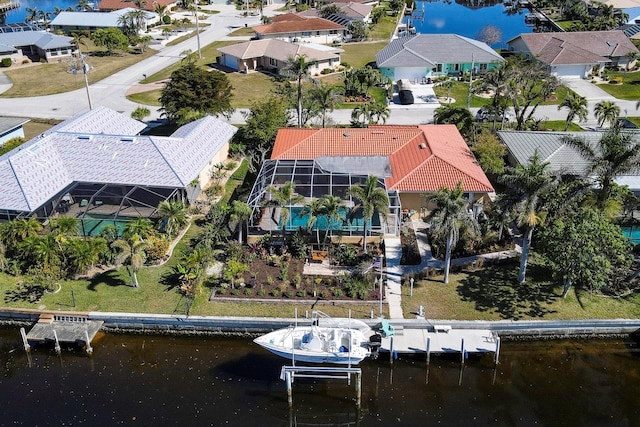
xmin=247 ymin=158 xmax=402 ymax=239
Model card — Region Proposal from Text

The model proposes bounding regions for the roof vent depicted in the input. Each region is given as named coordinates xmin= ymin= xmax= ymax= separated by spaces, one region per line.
xmin=371 ymin=130 xmax=384 ymax=134
xmin=343 ymin=132 xmax=350 ymax=137
xmin=120 ymin=137 xmax=135 ymax=143
xmin=418 ymin=143 xmax=427 ymax=149
xmin=76 ymin=135 xmax=92 ymax=140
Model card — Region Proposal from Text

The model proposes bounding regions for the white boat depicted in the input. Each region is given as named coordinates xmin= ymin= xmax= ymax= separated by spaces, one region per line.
xmin=254 ymin=325 xmax=372 ymax=365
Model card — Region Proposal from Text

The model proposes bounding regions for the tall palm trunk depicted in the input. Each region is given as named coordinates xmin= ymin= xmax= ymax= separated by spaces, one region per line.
xmin=362 ymin=219 xmax=368 ymax=253
xmin=443 ymin=231 xmax=454 ymax=284
xmin=518 ymin=227 xmax=534 ymax=284
xmin=297 ymin=78 xmax=303 ymax=128
xmin=132 ymin=270 xmax=139 ymax=288
xmin=237 ymin=221 xmax=243 ymax=243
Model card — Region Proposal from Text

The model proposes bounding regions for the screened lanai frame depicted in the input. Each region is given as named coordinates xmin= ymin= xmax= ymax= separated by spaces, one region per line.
xmin=0 ymin=182 xmax=185 ymax=235
xmin=247 ymin=159 xmax=402 ymax=237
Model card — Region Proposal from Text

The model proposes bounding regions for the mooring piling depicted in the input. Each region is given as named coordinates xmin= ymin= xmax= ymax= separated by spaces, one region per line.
xmin=389 ymin=336 xmax=394 ymax=365
xmin=494 ymin=336 xmax=501 ymax=365
xmin=84 ymin=330 xmax=93 ymax=355
xmin=426 ymin=336 xmax=431 ymax=365
xmin=460 ymin=338 xmax=465 ymax=365
xmin=20 ymin=327 xmax=30 ymax=352
xmin=285 ymin=371 xmax=293 ymax=408
xmin=53 ymin=329 xmax=61 ymax=355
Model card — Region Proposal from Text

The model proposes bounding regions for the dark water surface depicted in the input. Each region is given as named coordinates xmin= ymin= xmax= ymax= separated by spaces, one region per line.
xmin=1 ymin=326 xmax=640 ymax=426
xmin=409 ymin=1 xmax=531 ymax=48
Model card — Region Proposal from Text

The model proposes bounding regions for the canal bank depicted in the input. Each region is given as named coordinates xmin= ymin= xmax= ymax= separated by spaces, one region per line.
xmin=1 ymin=307 xmax=639 ymax=339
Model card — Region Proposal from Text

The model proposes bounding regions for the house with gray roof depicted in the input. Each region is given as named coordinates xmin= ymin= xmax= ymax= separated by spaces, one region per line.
xmin=0 ymin=117 xmax=29 ymax=146
xmin=0 ymin=107 xmax=236 ymax=225
xmin=0 ymin=31 xmax=76 ymax=62
xmin=218 ymin=39 xmax=342 ymax=74
xmin=50 ymin=8 xmax=158 ymax=34
xmin=498 ymin=130 xmax=640 ymax=193
xmin=375 ymin=34 xmax=504 ymax=82
xmin=506 ymin=31 xmax=639 ymax=79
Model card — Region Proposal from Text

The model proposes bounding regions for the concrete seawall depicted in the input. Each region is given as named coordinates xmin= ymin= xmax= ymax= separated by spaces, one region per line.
xmin=1 ymin=308 xmax=639 ymax=338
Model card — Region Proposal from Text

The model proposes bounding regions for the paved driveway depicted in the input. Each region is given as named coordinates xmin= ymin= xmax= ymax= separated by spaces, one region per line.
xmin=562 ymin=78 xmax=617 ymax=102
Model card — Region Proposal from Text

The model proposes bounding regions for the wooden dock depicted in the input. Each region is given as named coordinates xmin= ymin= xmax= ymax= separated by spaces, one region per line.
xmin=379 ymin=326 xmax=499 ymax=362
xmin=26 ymin=313 xmax=103 ymax=349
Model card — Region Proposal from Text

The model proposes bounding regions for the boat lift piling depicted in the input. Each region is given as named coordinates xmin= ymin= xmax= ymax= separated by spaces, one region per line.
xmin=460 ymin=338 xmax=465 ymax=365
xmin=281 ymin=366 xmax=362 ymax=410
xmin=425 ymin=336 xmax=431 ymax=365
xmin=84 ymin=330 xmax=93 ymax=355
xmin=494 ymin=336 xmax=501 ymax=365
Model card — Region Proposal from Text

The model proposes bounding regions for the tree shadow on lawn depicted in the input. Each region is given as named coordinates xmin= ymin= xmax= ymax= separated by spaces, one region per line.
xmin=87 ymin=269 xmax=129 ymax=291
xmin=457 ymin=261 xmax=559 ymax=320
xmin=4 ymin=282 xmax=47 ymax=304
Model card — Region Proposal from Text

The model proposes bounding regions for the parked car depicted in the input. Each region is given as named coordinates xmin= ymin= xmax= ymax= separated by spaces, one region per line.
xmin=399 ymin=90 xmax=414 ymax=105
xmin=475 ymin=106 xmax=513 ymax=122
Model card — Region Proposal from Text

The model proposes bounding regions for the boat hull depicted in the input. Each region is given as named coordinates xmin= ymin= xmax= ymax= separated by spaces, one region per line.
xmin=254 ymin=326 xmax=371 ymax=365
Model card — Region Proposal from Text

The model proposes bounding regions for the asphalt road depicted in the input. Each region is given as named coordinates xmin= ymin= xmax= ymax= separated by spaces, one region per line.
xmin=0 ymin=2 xmax=637 ymax=128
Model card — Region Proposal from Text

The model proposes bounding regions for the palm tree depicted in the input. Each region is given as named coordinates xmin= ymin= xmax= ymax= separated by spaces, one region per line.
xmin=66 ymin=237 xmax=107 ymax=275
xmin=155 ymin=2 xmax=168 ymax=21
xmin=562 ymin=126 xmax=640 ymax=209
xmin=50 ymin=216 xmax=78 ymax=237
xmin=133 ymin=0 xmax=147 ymax=9
xmin=300 ymin=198 xmax=325 ymax=244
xmin=347 ymin=176 xmax=389 ymax=253
xmin=12 ymin=218 xmax=43 ymax=242
xmin=112 ymin=233 xmax=147 ymax=287
xmin=310 ymin=82 xmax=341 ymax=128
xmin=594 ymin=100 xmax=620 ymax=128
xmin=424 ymin=182 xmax=479 ymax=284
xmin=22 ymin=234 xmax=61 ymax=273
xmin=157 ymin=200 xmax=188 ymax=236
xmin=499 ymin=151 xmax=558 ymax=284
xmin=262 ymin=182 xmax=304 ymax=242
xmin=320 ymin=194 xmax=345 ymax=244
xmin=123 ymin=217 xmax=153 ymax=240
xmin=558 ymin=92 xmax=588 ymax=131
xmin=282 ymin=54 xmax=314 ymax=128
xmin=25 ymin=7 xmax=40 ymax=24
xmin=230 ymin=201 xmax=252 ymax=243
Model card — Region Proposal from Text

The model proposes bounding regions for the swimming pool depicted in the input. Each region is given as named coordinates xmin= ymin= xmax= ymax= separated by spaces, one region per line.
xmin=621 ymin=225 xmax=640 ymax=245
xmin=283 ymin=207 xmax=381 ymax=231
xmin=77 ymin=214 xmax=132 ymax=237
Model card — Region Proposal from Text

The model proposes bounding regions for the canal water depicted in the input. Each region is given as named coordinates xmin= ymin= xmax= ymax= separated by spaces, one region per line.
xmin=408 ymin=0 xmax=532 ymax=48
xmin=5 ymin=0 xmax=79 ymax=24
xmin=1 ymin=326 xmax=640 ymax=426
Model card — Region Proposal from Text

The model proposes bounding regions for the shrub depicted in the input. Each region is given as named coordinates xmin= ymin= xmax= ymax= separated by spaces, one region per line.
xmin=257 ymin=289 xmax=266 ymax=297
xmin=333 ymin=288 xmax=344 ymax=298
xmin=293 ymin=273 xmax=302 ymax=289
xmin=162 ymin=15 xmax=171 ymax=24
xmin=225 ymin=240 xmax=244 ymax=262
xmin=266 ymin=275 xmax=274 ymax=285
xmin=610 ymin=77 xmax=623 ymax=84
xmin=1 ymin=58 xmax=12 ymax=67
xmin=225 ymin=160 xmax=237 ymax=170
xmin=145 ymin=236 xmax=170 ymax=262
xmin=243 ymin=288 xmax=252 ymax=296
xmin=296 ymin=290 xmax=305 ymax=297
xmin=334 ymin=244 xmax=360 ymax=266
xmin=321 ymin=68 xmax=332 ymax=75
xmin=271 ymin=288 xmax=281 ymax=297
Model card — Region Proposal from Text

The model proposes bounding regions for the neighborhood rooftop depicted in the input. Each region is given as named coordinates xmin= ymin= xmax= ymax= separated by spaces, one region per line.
xmin=0 ymin=107 xmax=236 ymax=213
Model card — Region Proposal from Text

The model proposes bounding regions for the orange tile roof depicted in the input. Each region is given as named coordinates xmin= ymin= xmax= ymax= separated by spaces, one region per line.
xmin=271 ymin=125 xmax=494 ymax=193
xmin=97 ymin=0 xmax=175 ymax=11
xmin=254 ymin=17 xmax=345 ymax=35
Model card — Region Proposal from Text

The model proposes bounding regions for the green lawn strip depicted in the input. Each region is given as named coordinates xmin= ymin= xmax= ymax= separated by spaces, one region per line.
xmin=143 ymin=40 xmax=239 ymax=83
xmin=227 ymin=27 xmax=255 ymax=37
xmin=434 ymin=81 xmax=570 ymax=109
xmin=219 ymin=159 xmax=250 ymax=205
xmin=627 ymin=117 xmax=640 ymax=127
xmin=368 ymin=13 xmax=400 ymax=41
xmin=22 ymin=119 xmax=62 ymax=140
xmin=340 ymin=42 xmax=387 ymax=68
xmin=166 ymin=25 xmax=211 ymax=47
xmin=127 ymin=89 xmax=162 ymax=106
xmin=1 ymin=45 xmax=157 ymax=98
xmin=402 ymin=258 xmax=640 ymax=320
xmin=539 ymin=120 xmax=584 ymax=131
xmin=594 ymin=71 xmax=640 ymax=100
xmin=190 ymin=300 xmax=388 ymax=318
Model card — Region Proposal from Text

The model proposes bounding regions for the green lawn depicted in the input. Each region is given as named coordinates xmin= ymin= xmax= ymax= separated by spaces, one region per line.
xmin=368 ymin=13 xmax=400 ymax=41
xmin=538 ymin=120 xmax=584 ymax=131
xmin=595 ymin=70 xmax=640 ymax=100
xmin=1 ymin=42 xmax=157 ymax=98
xmin=402 ymin=258 xmax=640 ymax=320
xmin=340 ymin=42 xmax=387 ymax=68
xmin=434 ymin=81 xmax=572 ymax=109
